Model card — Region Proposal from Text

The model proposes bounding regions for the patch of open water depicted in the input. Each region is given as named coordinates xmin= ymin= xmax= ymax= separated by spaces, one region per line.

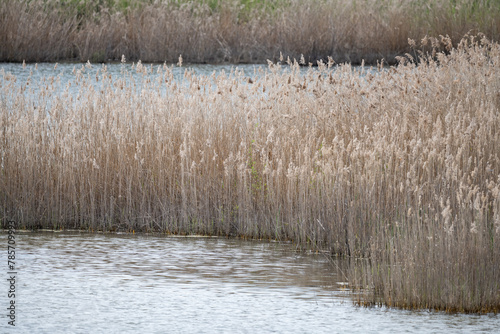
xmin=0 ymin=232 xmax=498 ymax=333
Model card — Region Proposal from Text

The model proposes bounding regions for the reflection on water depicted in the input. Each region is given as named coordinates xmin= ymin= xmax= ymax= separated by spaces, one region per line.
xmin=0 ymin=232 xmax=498 ymax=333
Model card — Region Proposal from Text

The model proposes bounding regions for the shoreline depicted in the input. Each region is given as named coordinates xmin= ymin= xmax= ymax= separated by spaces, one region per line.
xmin=2 ymin=0 xmax=499 ymax=65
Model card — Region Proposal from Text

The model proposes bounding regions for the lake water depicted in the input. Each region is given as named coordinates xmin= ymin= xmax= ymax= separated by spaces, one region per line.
xmin=0 ymin=62 xmax=263 ymax=82
xmin=0 ymin=232 xmax=498 ymax=333
xmin=0 ymin=62 xmax=271 ymax=91
xmin=0 ymin=61 xmax=376 ymax=95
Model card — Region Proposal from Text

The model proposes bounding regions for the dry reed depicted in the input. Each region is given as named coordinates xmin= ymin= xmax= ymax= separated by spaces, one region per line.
xmin=1 ymin=0 xmax=500 ymax=64
xmin=1 ymin=34 xmax=499 ymax=313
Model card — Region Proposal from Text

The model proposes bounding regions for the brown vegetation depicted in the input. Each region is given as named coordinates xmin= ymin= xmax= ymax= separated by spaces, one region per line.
xmin=1 ymin=34 xmax=500 ymax=312
xmin=1 ymin=0 xmax=500 ymax=64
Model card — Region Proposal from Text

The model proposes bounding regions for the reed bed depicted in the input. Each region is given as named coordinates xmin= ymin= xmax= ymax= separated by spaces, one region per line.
xmin=1 ymin=35 xmax=500 ymax=312
xmin=1 ymin=0 xmax=500 ymax=64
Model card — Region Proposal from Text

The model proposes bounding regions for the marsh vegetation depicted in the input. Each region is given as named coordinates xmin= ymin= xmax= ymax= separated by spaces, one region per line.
xmin=1 ymin=0 xmax=500 ymax=64
xmin=1 ymin=34 xmax=499 ymax=312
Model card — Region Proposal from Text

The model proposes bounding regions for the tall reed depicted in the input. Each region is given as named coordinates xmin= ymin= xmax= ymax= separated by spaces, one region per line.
xmin=1 ymin=0 xmax=500 ymax=64
xmin=1 ymin=35 xmax=499 ymax=312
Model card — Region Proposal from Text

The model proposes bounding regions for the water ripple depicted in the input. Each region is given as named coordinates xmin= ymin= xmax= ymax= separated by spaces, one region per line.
xmin=1 ymin=232 xmax=498 ymax=333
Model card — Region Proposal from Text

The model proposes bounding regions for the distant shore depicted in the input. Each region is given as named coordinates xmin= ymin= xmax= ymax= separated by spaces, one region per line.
xmin=1 ymin=0 xmax=499 ymax=64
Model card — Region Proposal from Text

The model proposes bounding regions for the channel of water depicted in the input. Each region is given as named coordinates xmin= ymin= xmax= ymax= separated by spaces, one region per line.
xmin=1 ymin=232 xmax=499 ymax=333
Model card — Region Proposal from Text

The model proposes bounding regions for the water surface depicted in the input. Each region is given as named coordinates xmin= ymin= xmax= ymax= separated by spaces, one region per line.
xmin=0 ymin=232 xmax=498 ymax=333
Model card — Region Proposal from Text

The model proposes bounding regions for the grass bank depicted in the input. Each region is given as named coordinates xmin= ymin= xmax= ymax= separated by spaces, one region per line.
xmin=1 ymin=0 xmax=500 ymax=64
xmin=1 ymin=35 xmax=499 ymax=312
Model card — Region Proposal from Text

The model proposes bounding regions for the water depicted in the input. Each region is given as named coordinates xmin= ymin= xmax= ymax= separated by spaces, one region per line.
xmin=0 ymin=61 xmax=378 ymax=117
xmin=0 ymin=62 xmax=265 ymax=84
xmin=0 ymin=61 xmax=375 ymax=96
xmin=0 ymin=232 xmax=498 ymax=333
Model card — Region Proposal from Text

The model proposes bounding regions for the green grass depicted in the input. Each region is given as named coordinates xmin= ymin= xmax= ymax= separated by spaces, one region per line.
xmin=33 ymin=0 xmax=291 ymax=15
xmin=27 ymin=0 xmax=500 ymax=20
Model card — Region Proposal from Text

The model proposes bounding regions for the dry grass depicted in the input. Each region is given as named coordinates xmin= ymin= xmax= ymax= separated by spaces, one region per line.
xmin=0 ymin=0 xmax=78 ymax=61
xmin=1 ymin=0 xmax=500 ymax=64
xmin=1 ymin=35 xmax=500 ymax=312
